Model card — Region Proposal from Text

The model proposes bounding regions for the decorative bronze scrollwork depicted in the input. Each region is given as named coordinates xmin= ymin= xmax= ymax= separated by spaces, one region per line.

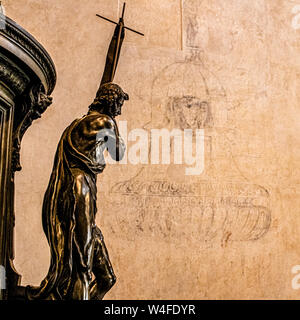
xmin=12 ymin=84 xmax=53 ymax=172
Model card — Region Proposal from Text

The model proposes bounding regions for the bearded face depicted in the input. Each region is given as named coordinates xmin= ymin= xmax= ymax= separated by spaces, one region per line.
xmin=181 ymin=97 xmax=208 ymax=128
xmin=91 ymin=83 xmax=129 ymax=118
xmin=170 ymin=96 xmax=213 ymax=129
xmin=109 ymin=96 xmax=125 ymax=118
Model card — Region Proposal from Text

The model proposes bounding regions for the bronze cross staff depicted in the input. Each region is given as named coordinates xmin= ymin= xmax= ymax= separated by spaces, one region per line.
xmin=96 ymin=2 xmax=144 ymax=87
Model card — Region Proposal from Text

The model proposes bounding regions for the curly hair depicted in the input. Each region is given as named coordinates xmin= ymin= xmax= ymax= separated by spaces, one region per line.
xmin=89 ymin=82 xmax=129 ymax=112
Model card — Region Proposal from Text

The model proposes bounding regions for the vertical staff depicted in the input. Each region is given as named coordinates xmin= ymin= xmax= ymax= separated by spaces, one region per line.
xmin=111 ymin=3 xmax=126 ymax=82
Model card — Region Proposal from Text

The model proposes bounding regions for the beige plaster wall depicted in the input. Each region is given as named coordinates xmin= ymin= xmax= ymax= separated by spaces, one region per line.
xmin=3 ymin=0 xmax=300 ymax=299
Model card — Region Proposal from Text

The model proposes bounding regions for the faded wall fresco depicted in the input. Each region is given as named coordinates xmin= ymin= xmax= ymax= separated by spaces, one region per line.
xmin=3 ymin=0 xmax=300 ymax=299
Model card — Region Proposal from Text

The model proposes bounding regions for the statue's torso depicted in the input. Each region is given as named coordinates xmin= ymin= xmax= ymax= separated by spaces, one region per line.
xmin=69 ymin=112 xmax=115 ymax=170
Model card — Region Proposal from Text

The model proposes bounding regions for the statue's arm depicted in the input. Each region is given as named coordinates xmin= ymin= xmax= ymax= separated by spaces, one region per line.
xmin=90 ymin=116 xmax=126 ymax=161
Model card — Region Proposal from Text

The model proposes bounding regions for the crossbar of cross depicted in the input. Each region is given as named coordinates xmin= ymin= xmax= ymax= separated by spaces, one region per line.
xmin=96 ymin=3 xmax=144 ymax=37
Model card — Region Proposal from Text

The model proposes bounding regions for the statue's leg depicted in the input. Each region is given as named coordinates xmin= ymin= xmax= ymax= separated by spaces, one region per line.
xmin=89 ymin=227 xmax=116 ymax=300
xmin=71 ymin=175 xmax=95 ymax=300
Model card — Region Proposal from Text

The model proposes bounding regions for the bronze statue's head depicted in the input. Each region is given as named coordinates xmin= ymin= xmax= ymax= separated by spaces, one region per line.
xmin=89 ymin=82 xmax=129 ymax=118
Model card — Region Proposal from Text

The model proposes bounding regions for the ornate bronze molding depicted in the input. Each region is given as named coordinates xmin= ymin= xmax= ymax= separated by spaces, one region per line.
xmin=0 ymin=54 xmax=30 ymax=95
xmin=12 ymin=83 xmax=53 ymax=172
xmin=0 ymin=14 xmax=56 ymax=300
xmin=0 ymin=15 xmax=56 ymax=94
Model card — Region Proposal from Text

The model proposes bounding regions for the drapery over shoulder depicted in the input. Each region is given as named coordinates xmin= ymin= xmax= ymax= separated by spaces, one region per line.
xmin=26 ymin=117 xmax=105 ymax=300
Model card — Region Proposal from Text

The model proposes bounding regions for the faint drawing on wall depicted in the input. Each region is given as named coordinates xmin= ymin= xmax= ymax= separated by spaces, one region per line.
xmin=119 ymin=47 xmax=273 ymax=245
xmin=150 ymin=52 xmax=228 ymax=131
xmin=167 ymin=95 xmax=213 ymax=130
xmin=106 ymin=2 xmax=273 ymax=246
xmin=105 ymin=179 xmax=271 ymax=244
xmin=186 ymin=16 xmax=200 ymax=48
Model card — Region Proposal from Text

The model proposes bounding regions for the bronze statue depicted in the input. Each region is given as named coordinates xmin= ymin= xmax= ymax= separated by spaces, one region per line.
xmin=21 ymin=3 xmax=143 ymax=300
xmin=26 ymin=82 xmax=128 ymax=300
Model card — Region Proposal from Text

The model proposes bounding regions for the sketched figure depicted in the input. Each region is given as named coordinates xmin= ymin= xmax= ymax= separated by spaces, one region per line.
xmin=168 ymin=95 xmax=213 ymax=130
